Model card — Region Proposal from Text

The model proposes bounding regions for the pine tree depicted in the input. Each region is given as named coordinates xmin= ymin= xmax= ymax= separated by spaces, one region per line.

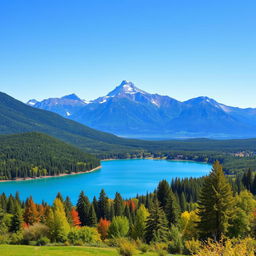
xmin=144 ymin=200 xmax=169 ymax=244
xmin=92 ymin=196 xmax=98 ymax=218
xmin=197 ymin=161 xmax=234 ymax=241
xmin=180 ymin=192 xmax=187 ymax=212
xmin=114 ymin=192 xmax=124 ymax=216
xmin=7 ymin=195 xmax=15 ymax=214
xmin=56 ymin=192 xmax=64 ymax=202
xmin=88 ymin=204 xmax=97 ymax=227
xmin=157 ymin=180 xmax=171 ymax=211
xmin=64 ymin=196 xmax=73 ymax=225
xmin=98 ymin=189 xmax=109 ymax=220
xmin=166 ymin=191 xmax=180 ymax=226
xmin=10 ymin=202 xmax=23 ymax=232
xmin=76 ymin=191 xmax=90 ymax=226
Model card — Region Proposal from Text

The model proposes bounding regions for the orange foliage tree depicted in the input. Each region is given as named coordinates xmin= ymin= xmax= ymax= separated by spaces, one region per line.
xmin=23 ymin=197 xmax=39 ymax=225
xmin=97 ymin=218 xmax=111 ymax=240
xmin=71 ymin=207 xmax=81 ymax=227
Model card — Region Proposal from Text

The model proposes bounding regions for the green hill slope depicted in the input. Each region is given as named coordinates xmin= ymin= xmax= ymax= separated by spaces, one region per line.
xmin=0 ymin=132 xmax=100 ymax=180
xmin=0 ymin=92 xmax=143 ymax=153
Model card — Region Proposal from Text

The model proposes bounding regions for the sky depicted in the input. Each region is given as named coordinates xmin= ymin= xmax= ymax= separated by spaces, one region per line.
xmin=0 ymin=0 xmax=255 ymax=108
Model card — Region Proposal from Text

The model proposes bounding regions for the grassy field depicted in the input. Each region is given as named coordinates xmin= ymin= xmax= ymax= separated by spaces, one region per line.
xmin=0 ymin=245 xmax=184 ymax=256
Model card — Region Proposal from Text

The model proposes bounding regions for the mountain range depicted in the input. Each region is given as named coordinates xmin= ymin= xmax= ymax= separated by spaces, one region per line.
xmin=27 ymin=80 xmax=256 ymax=139
xmin=2 ymin=91 xmax=256 ymax=156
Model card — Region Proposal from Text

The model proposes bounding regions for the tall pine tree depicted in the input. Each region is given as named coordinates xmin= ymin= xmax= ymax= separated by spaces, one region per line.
xmin=76 ymin=191 xmax=90 ymax=226
xmin=197 ymin=161 xmax=234 ymax=241
xmin=144 ymin=200 xmax=169 ymax=244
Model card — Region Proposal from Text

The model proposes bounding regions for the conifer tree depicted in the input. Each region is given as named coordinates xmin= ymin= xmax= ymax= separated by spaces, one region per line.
xmin=7 ymin=195 xmax=15 ymax=214
xmin=92 ymin=196 xmax=98 ymax=218
xmin=144 ymin=200 xmax=169 ymax=244
xmin=114 ymin=192 xmax=124 ymax=216
xmin=88 ymin=204 xmax=97 ymax=227
xmin=157 ymin=180 xmax=171 ymax=211
xmin=76 ymin=191 xmax=90 ymax=226
xmin=180 ymin=192 xmax=187 ymax=212
xmin=10 ymin=202 xmax=23 ymax=232
xmin=98 ymin=189 xmax=109 ymax=220
xmin=56 ymin=192 xmax=64 ymax=203
xmin=109 ymin=204 xmax=115 ymax=221
xmin=166 ymin=191 xmax=180 ymax=226
xmin=64 ymin=196 xmax=73 ymax=225
xmin=197 ymin=161 xmax=234 ymax=241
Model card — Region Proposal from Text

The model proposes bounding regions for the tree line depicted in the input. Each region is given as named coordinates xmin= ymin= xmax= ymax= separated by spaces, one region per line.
xmin=0 ymin=132 xmax=100 ymax=180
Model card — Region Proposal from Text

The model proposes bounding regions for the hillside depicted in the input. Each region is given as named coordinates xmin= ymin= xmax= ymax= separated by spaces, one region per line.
xmin=0 ymin=132 xmax=100 ymax=180
xmin=0 ymin=91 xmax=143 ymax=153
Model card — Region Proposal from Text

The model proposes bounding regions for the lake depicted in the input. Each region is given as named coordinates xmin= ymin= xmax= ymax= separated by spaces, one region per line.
xmin=0 ymin=159 xmax=211 ymax=203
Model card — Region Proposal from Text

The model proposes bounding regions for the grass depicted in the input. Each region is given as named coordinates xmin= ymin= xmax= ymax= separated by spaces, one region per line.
xmin=0 ymin=245 xmax=185 ymax=256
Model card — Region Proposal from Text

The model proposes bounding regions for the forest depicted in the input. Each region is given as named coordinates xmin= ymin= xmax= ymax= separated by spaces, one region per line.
xmin=2 ymin=131 xmax=256 ymax=180
xmin=1 ymin=161 xmax=256 ymax=256
xmin=0 ymin=133 xmax=100 ymax=180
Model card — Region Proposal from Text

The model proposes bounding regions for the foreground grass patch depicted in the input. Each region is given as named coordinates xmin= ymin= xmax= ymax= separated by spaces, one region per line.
xmin=0 ymin=245 xmax=184 ymax=256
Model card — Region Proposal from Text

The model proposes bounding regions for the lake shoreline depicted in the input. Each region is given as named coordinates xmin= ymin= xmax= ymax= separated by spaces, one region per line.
xmin=0 ymin=165 xmax=102 ymax=183
xmin=101 ymin=157 xmax=208 ymax=163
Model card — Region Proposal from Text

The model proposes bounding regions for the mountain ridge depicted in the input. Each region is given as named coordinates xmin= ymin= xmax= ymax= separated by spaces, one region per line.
xmin=26 ymin=81 xmax=256 ymax=139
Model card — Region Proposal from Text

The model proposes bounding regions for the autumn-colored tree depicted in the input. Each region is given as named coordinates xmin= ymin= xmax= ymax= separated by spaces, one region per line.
xmin=181 ymin=210 xmax=200 ymax=240
xmin=50 ymin=198 xmax=70 ymax=242
xmin=97 ymin=218 xmax=111 ymax=240
xmin=37 ymin=204 xmax=46 ymax=223
xmin=71 ymin=207 xmax=81 ymax=227
xmin=24 ymin=197 xmax=39 ymax=225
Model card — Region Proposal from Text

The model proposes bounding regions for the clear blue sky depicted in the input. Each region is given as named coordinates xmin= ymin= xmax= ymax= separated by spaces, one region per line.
xmin=0 ymin=0 xmax=255 ymax=107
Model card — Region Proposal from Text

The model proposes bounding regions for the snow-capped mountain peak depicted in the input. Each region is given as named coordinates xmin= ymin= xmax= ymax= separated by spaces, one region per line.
xmin=107 ymin=80 xmax=146 ymax=97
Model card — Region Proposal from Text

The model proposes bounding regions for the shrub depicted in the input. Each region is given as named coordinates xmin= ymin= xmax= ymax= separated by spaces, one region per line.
xmin=78 ymin=227 xmax=101 ymax=244
xmin=9 ymin=232 xmax=23 ymax=244
xmin=67 ymin=228 xmax=80 ymax=244
xmin=68 ymin=227 xmax=101 ymax=245
xmin=168 ymin=225 xmax=184 ymax=254
xmin=195 ymin=238 xmax=256 ymax=256
xmin=139 ymin=243 xmax=149 ymax=253
xmin=36 ymin=236 xmax=50 ymax=246
xmin=108 ymin=216 xmax=129 ymax=238
xmin=117 ymin=239 xmax=136 ymax=256
xmin=185 ymin=239 xmax=201 ymax=255
xmin=0 ymin=234 xmax=10 ymax=244
xmin=23 ymin=223 xmax=49 ymax=244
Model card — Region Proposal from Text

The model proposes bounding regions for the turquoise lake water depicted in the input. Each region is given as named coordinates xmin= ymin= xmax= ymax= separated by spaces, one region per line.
xmin=0 ymin=159 xmax=211 ymax=203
